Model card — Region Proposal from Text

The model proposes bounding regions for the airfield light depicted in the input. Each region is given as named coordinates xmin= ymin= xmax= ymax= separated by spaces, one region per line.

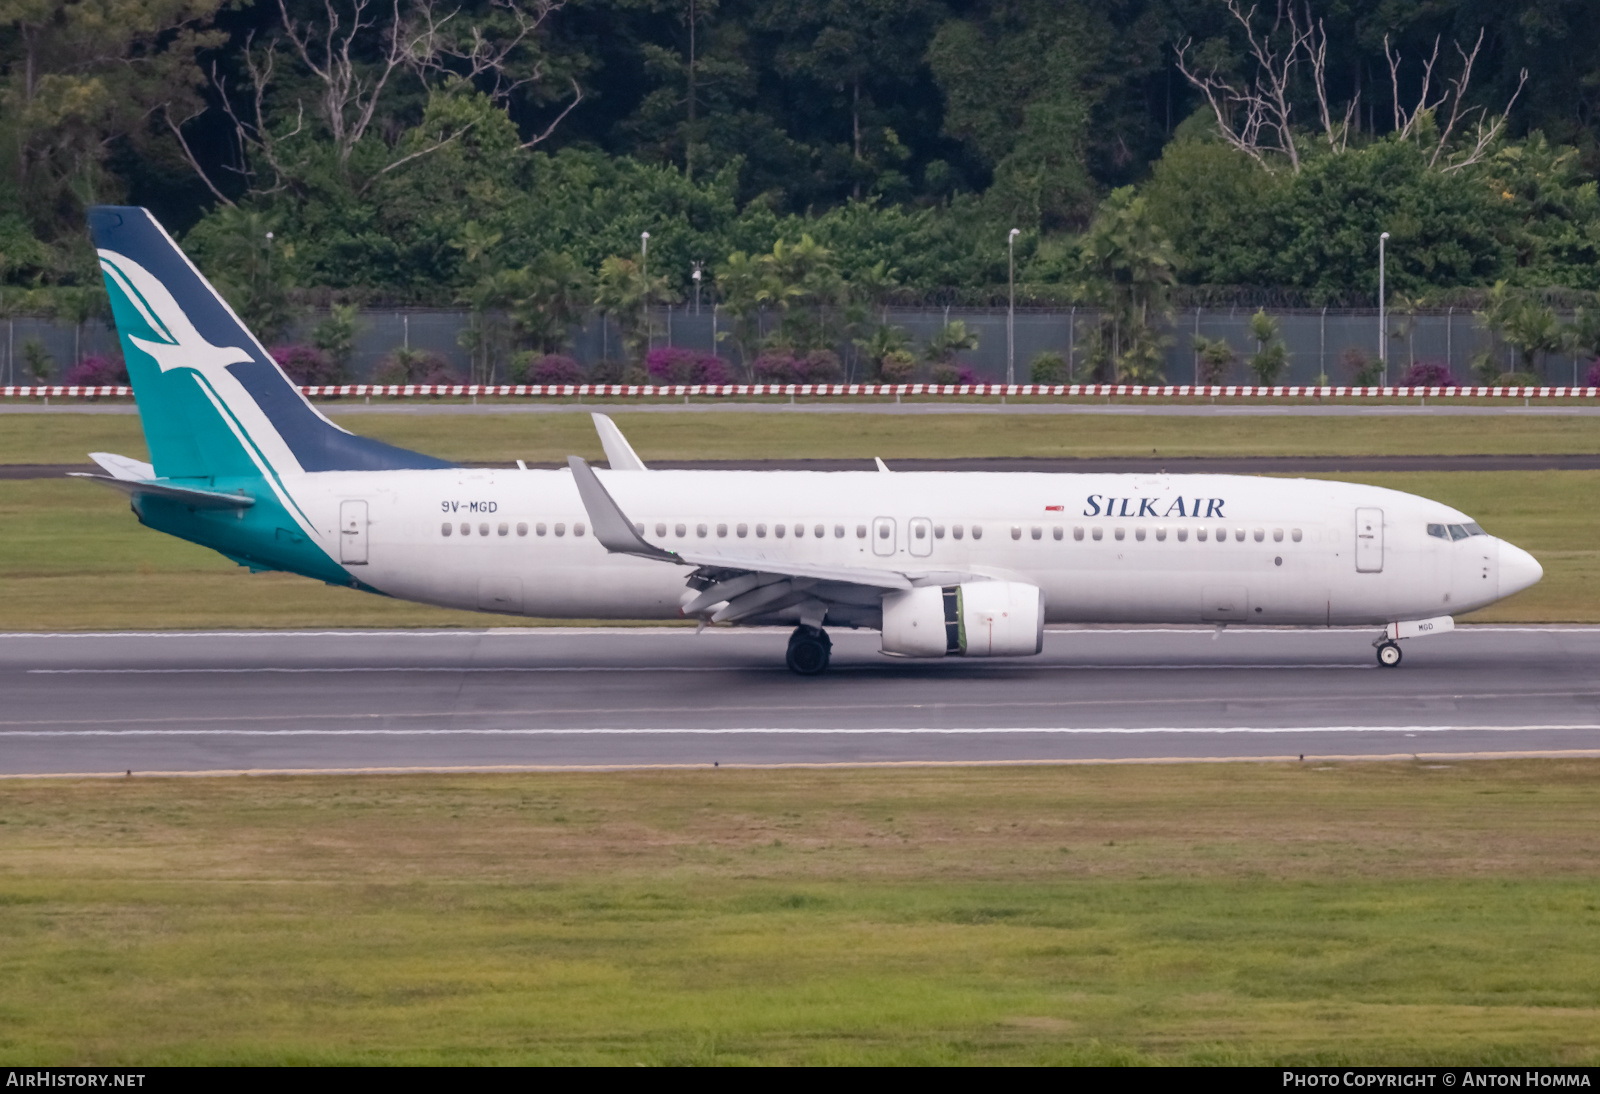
xmin=641 ymin=232 xmax=651 ymax=351
xmin=692 ymin=261 xmax=703 ymax=315
xmin=1378 ymin=231 xmax=1390 ymax=385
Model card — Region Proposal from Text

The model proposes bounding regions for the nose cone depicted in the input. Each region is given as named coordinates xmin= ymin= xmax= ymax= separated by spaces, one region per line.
xmin=1498 ymin=540 xmax=1544 ymax=599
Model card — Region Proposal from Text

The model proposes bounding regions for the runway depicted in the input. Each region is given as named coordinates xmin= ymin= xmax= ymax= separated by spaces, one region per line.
xmin=4 ymin=626 xmax=1599 ymax=775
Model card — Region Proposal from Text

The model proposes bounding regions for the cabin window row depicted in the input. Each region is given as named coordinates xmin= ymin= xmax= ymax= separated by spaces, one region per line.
xmin=440 ymin=521 xmax=585 ymax=537
xmin=628 ymin=522 xmax=992 ymax=540
xmin=1055 ymin=525 xmax=1302 ymax=543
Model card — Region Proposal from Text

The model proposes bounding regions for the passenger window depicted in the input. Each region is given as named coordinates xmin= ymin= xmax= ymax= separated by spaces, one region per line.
xmin=1234 ymin=528 xmax=1244 ymax=541
xmin=1273 ymin=528 xmax=1283 ymax=542
xmin=655 ymin=523 xmax=666 ymax=537
xmin=1449 ymin=524 xmax=1469 ymax=541
xmin=635 ymin=523 xmax=645 ymax=535
xmin=796 ymin=524 xmax=805 ymax=537
xmin=1253 ymin=528 xmax=1264 ymax=542
xmin=1030 ymin=526 xmax=1042 ymax=540
xmin=441 ymin=522 xmax=452 ymax=536
xmin=1073 ymin=527 xmax=1084 ymax=541
xmin=877 ymin=524 xmax=890 ymax=539
xmin=1155 ymin=526 xmax=1166 ymax=541
xmin=697 ymin=524 xmax=707 ymax=538
xmin=459 ymin=522 xmax=470 ymax=536
xmin=1011 ymin=526 xmax=1021 ymax=540
xmin=1092 ymin=527 xmax=1103 ymax=541
xmin=675 ymin=523 xmax=686 ymax=537
xmin=757 ymin=523 xmax=768 ymax=537
xmin=536 ymin=523 xmax=547 ymax=536
xmin=498 ymin=522 xmax=508 ymax=536
xmin=1217 ymin=527 xmax=1228 ymax=542
xmin=774 ymin=524 xmax=785 ymax=538
xmin=554 ymin=523 xmax=566 ymax=537
xmin=1052 ymin=526 xmax=1063 ymax=541
xmin=1427 ymin=523 xmax=1448 ymax=539
xmin=1135 ymin=528 xmax=1146 ymax=541
xmin=1114 ymin=528 xmax=1125 ymax=541
xmin=737 ymin=523 xmax=748 ymax=538
xmin=915 ymin=524 xmax=927 ymax=540
xmin=935 ymin=525 xmax=946 ymax=539
xmin=516 ymin=522 xmax=527 ymax=537
xmin=856 ymin=525 xmax=867 ymax=538
xmin=952 ymin=525 xmax=964 ymax=540
xmin=1197 ymin=528 xmax=1207 ymax=541
xmin=972 ymin=526 xmax=983 ymax=540
xmin=814 ymin=524 xmax=825 ymax=538
xmin=1177 ymin=528 xmax=1188 ymax=541
xmin=834 ymin=524 xmax=845 ymax=538
xmin=1291 ymin=529 xmax=1303 ymax=542
xmin=575 ymin=523 xmax=586 ymax=536
xmin=717 ymin=524 xmax=728 ymax=537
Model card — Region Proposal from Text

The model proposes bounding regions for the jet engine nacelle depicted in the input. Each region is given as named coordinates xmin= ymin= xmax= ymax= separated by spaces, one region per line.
xmin=880 ymin=581 xmax=1045 ymax=658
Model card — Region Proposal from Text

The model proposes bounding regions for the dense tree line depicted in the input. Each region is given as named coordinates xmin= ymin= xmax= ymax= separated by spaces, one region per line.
xmin=3 ymin=0 xmax=1600 ymax=379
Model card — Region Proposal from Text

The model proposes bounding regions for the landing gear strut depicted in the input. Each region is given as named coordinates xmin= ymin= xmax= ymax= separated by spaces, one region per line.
xmin=1375 ymin=640 xmax=1403 ymax=668
xmin=786 ymin=626 xmax=832 ymax=676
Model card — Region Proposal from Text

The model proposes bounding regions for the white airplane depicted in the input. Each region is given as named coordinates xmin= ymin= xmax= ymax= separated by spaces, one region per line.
xmin=78 ymin=206 xmax=1543 ymax=674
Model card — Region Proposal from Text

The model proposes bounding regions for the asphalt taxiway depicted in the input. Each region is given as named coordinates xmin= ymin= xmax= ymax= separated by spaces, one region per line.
xmin=3 ymin=626 xmax=1597 ymax=776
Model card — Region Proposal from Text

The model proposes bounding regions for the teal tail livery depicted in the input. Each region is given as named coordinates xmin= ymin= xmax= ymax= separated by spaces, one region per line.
xmin=85 ymin=205 xmax=451 ymax=585
xmin=76 ymin=207 xmax=1542 ymax=673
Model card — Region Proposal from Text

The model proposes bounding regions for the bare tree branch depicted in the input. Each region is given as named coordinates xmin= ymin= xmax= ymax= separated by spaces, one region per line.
xmin=1386 ymin=34 xmax=1448 ymax=142
xmin=162 ymin=103 xmax=236 ymax=207
xmin=1175 ymin=0 xmax=1313 ymax=173
xmin=519 ymin=77 xmax=582 ymax=148
xmin=1305 ymin=9 xmax=1355 ymax=153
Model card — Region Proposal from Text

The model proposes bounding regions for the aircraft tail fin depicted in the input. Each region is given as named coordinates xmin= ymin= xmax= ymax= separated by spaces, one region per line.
xmin=87 ymin=206 xmax=450 ymax=480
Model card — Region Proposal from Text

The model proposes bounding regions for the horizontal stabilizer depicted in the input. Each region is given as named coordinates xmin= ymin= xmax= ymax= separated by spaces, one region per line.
xmin=89 ymin=451 xmax=156 ymax=481
xmin=70 ymin=473 xmax=255 ymax=510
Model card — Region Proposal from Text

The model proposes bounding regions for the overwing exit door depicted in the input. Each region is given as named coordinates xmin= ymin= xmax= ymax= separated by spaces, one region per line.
xmin=872 ymin=516 xmax=896 ymax=556
xmin=340 ymin=500 xmax=369 ymax=565
xmin=1355 ymin=507 xmax=1383 ymax=572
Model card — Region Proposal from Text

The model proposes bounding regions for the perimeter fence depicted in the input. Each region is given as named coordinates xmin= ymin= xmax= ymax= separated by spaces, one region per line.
xmin=0 ymin=306 xmax=1592 ymax=388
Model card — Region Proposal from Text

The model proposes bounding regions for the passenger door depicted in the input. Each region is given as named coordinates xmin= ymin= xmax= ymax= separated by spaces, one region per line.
xmin=1355 ymin=508 xmax=1383 ymax=573
xmin=872 ymin=516 xmax=896 ymax=557
xmin=339 ymin=500 xmax=368 ymax=565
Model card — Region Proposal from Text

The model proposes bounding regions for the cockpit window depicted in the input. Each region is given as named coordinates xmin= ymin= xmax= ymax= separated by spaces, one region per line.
xmin=1448 ymin=524 xmax=1469 ymax=540
xmin=1464 ymin=522 xmax=1486 ymax=536
xmin=1427 ymin=523 xmax=1448 ymax=539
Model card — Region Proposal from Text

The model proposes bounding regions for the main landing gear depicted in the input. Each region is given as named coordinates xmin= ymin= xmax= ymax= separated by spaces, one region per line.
xmin=1375 ymin=640 xmax=1403 ymax=668
xmin=786 ymin=626 xmax=832 ymax=676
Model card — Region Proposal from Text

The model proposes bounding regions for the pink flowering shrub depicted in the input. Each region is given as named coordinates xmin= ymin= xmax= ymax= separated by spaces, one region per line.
xmin=1399 ymin=361 xmax=1456 ymax=387
xmin=270 ymin=345 xmax=341 ymax=385
xmin=63 ymin=354 xmax=129 ymax=386
xmin=645 ymin=346 xmax=732 ymax=385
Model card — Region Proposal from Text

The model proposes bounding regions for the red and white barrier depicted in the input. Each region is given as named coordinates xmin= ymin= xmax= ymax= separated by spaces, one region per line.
xmin=5 ymin=382 xmax=1600 ymax=400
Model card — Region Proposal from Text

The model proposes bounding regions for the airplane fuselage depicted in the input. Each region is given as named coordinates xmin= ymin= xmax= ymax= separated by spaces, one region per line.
xmin=137 ymin=468 xmax=1531 ymax=630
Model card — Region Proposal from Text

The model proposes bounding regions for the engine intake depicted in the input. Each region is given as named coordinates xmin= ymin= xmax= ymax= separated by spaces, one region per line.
xmin=881 ymin=581 xmax=1044 ymax=658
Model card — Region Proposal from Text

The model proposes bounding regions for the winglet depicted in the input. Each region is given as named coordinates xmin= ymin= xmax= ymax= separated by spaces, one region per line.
xmin=592 ymin=413 xmax=648 ymax=471
xmin=875 ymin=457 xmax=891 ymax=473
xmin=566 ymin=456 xmax=678 ymax=561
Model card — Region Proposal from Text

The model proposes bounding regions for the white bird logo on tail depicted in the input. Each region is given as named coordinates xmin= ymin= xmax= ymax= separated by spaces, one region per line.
xmin=96 ymin=249 xmax=253 ymax=379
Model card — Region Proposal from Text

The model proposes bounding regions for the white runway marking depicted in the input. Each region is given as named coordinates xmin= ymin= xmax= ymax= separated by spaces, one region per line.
xmin=1 ymin=724 xmax=1597 ymax=737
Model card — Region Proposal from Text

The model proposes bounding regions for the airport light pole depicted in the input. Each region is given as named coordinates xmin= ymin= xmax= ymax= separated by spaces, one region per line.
xmin=1007 ymin=227 xmax=1020 ymax=385
xmin=1378 ymin=231 xmax=1390 ymax=385
xmin=641 ymin=231 xmax=650 ymax=352
xmin=692 ymin=261 xmax=703 ymax=316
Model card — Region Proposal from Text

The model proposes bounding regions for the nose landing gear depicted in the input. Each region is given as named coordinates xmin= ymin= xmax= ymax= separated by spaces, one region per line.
xmin=1375 ymin=640 xmax=1402 ymax=667
xmin=786 ymin=626 xmax=832 ymax=675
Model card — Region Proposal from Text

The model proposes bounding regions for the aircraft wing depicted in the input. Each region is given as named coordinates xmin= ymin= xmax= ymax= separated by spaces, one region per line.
xmin=568 ymin=455 xmax=924 ymax=623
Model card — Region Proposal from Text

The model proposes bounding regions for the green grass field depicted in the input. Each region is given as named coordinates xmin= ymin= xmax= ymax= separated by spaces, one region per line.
xmin=2 ymin=762 xmax=1598 ymax=1064
xmin=6 ymin=408 xmax=1600 ymax=464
